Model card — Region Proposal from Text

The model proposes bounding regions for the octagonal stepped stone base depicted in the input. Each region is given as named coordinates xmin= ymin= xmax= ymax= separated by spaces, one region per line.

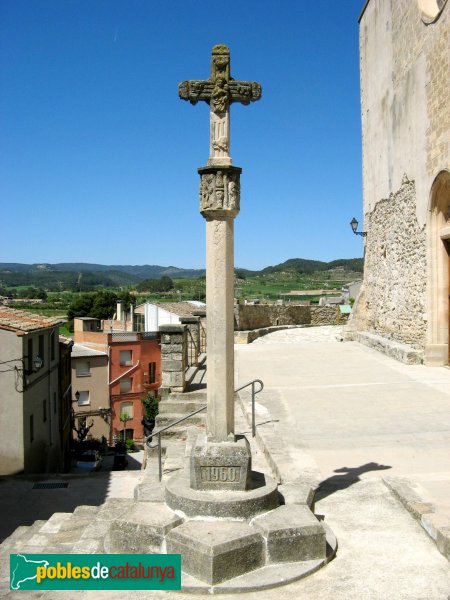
xmin=165 ymin=470 xmax=279 ymax=518
xmin=166 ymin=520 xmax=265 ymax=585
xmin=178 ymin=523 xmax=337 ymax=594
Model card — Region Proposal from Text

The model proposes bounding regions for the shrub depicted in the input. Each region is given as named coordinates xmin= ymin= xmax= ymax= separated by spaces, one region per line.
xmin=141 ymin=393 xmax=159 ymax=421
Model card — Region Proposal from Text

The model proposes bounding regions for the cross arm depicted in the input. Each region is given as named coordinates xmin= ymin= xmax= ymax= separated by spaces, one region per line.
xmin=229 ymin=80 xmax=262 ymax=105
xmin=179 ymin=80 xmax=214 ymax=105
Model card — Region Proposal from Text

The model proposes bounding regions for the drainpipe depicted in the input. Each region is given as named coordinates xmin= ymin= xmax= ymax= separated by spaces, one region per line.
xmin=130 ymin=303 xmax=135 ymax=332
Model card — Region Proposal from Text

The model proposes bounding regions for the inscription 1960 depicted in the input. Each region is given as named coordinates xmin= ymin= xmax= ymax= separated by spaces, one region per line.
xmin=200 ymin=466 xmax=241 ymax=483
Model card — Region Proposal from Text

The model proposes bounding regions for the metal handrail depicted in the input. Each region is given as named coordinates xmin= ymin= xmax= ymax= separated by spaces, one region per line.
xmin=234 ymin=379 xmax=264 ymax=438
xmin=146 ymin=378 xmax=264 ymax=481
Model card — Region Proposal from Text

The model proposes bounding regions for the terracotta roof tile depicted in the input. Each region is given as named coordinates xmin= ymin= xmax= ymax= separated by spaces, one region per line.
xmin=0 ymin=306 xmax=66 ymax=333
xmin=135 ymin=301 xmax=203 ymax=317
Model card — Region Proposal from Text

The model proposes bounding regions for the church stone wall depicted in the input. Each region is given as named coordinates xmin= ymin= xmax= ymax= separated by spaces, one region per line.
xmin=364 ymin=179 xmax=427 ymax=347
xmin=359 ymin=0 xmax=449 ymax=226
xmin=357 ymin=0 xmax=449 ymax=357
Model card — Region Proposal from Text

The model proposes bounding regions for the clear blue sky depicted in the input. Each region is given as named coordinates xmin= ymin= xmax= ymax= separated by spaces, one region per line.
xmin=1 ymin=0 xmax=365 ymax=270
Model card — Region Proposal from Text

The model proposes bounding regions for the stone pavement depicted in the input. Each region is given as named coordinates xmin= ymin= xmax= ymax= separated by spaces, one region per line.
xmin=0 ymin=450 xmax=144 ymax=543
xmin=34 ymin=478 xmax=450 ymax=600
xmin=2 ymin=328 xmax=450 ymax=598
xmin=235 ymin=324 xmax=450 ymax=589
xmin=235 ymin=326 xmax=450 ymax=516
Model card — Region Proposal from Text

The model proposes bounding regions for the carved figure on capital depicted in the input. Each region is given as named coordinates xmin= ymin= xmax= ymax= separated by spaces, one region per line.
xmin=200 ymin=169 xmax=240 ymax=214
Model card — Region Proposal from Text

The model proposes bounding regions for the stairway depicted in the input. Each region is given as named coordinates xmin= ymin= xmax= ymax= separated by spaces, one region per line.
xmin=1 ymin=356 xmax=210 ymax=596
xmin=1 ymin=500 xmax=134 ymax=597
xmin=154 ymin=354 xmax=207 ymax=442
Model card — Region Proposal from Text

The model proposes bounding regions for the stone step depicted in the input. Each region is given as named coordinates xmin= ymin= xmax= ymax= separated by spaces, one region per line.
xmin=160 ymin=423 xmax=206 ymax=441
xmin=168 ymin=389 xmax=207 ymax=402
xmin=156 ymin=413 xmax=206 ymax=429
xmin=158 ymin=399 xmax=206 ymax=414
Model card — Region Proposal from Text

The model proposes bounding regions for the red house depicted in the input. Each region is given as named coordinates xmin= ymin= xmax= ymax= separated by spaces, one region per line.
xmin=109 ymin=332 xmax=160 ymax=443
xmin=73 ymin=318 xmax=161 ymax=444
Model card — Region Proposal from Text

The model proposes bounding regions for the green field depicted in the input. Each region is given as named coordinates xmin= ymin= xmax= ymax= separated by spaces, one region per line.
xmin=4 ymin=266 xmax=362 ymax=330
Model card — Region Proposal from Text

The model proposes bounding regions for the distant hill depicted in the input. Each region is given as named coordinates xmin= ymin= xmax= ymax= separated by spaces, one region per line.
xmin=0 ymin=258 xmax=363 ymax=290
xmin=0 ymin=263 xmax=206 ymax=281
xmin=257 ymin=257 xmax=363 ymax=276
xmin=0 ymin=269 xmax=140 ymax=289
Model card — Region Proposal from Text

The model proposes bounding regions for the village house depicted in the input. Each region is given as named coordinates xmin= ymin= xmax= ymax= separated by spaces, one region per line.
xmin=73 ymin=316 xmax=161 ymax=444
xmin=0 ymin=307 xmax=69 ymax=474
xmin=134 ymin=300 xmax=206 ymax=332
xmin=71 ymin=343 xmax=109 ymax=442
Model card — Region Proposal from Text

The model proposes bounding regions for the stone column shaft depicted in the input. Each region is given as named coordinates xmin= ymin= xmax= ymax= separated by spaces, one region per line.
xmin=206 ymin=217 xmax=235 ymax=442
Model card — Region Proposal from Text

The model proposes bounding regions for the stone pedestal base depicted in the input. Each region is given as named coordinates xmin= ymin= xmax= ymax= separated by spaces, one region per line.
xmin=190 ymin=433 xmax=252 ymax=491
xmin=165 ymin=471 xmax=279 ymax=519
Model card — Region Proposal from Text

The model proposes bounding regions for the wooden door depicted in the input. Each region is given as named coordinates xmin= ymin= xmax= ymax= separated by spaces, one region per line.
xmin=447 ymin=240 xmax=450 ymax=364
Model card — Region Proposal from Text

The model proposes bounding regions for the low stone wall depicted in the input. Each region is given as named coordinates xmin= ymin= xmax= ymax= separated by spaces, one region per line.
xmin=234 ymin=325 xmax=298 ymax=344
xmin=355 ymin=331 xmax=423 ymax=364
xmin=234 ymin=304 xmax=346 ymax=331
xmin=234 ymin=305 xmax=311 ymax=331
xmin=310 ymin=306 xmax=342 ymax=325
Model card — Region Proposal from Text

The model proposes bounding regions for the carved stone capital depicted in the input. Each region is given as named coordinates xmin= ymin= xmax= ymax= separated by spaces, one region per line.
xmin=198 ymin=165 xmax=242 ymax=219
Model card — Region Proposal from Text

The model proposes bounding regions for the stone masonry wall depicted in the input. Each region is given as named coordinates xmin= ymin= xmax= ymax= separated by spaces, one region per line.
xmin=234 ymin=304 xmax=311 ymax=331
xmin=160 ymin=325 xmax=187 ymax=392
xmin=310 ymin=305 xmax=342 ymax=325
xmin=364 ymin=179 xmax=427 ymax=348
xmin=390 ymin=0 xmax=449 ymax=180
xmin=234 ymin=304 xmax=343 ymax=331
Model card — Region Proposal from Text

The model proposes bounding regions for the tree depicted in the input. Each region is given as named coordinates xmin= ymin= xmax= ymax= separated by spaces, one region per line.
xmin=159 ymin=276 xmax=174 ymax=292
xmin=118 ymin=291 xmax=133 ymax=313
xmin=235 ymin=269 xmax=247 ymax=281
xmin=67 ymin=294 xmax=95 ymax=321
xmin=73 ymin=418 xmax=94 ymax=442
xmin=136 ymin=277 xmax=174 ymax=293
xmin=90 ymin=291 xmax=118 ymax=319
xmin=119 ymin=412 xmax=131 ymax=443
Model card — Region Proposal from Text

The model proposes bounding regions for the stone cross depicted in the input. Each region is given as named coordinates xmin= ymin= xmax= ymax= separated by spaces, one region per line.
xmin=179 ymin=45 xmax=262 ymax=449
xmin=179 ymin=44 xmax=261 ymax=167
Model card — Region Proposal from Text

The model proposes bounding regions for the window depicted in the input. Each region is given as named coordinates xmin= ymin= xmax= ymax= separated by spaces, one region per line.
xmin=30 ymin=414 xmax=34 ymax=443
xmin=43 ymin=399 xmax=47 ymax=422
xmin=76 ymin=360 xmax=91 ymax=377
xmin=77 ymin=391 xmax=90 ymax=406
xmin=120 ymin=377 xmax=132 ymax=394
xmin=148 ymin=362 xmax=156 ymax=384
xmin=120 ymin=350 xmax=133 ymax=366
xmin=38 ymin=335 xmax=45 ymax=366
xmin=27 ymin=338 xmax=33 ymax=373
xmin=120 ymin=402 xmax=133 ymax=419
xmin=124 ymin=428 xmax=134 ymax=441
xmin=53 ymin=392 xmax=57 ymax=414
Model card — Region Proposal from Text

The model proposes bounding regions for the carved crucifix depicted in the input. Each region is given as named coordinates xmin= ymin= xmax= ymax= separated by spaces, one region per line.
xmin=179 ymin=44 xmax=262 ymax=166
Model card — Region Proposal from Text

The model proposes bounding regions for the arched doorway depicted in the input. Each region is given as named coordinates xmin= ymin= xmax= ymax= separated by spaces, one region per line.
xmin=425 ymin=170 xmax=450 ymax=366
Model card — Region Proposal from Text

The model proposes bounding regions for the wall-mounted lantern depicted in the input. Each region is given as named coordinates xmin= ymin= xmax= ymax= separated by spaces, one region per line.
xmin=350 ymin=217 xmax=367 ymax=237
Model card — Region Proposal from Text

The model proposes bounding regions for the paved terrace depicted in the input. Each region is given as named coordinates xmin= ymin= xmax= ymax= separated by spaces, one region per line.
xmin=2 ymin=327 xmax=450 ymax=599
xmin=236 ymin=326 xmax=450 ymax=516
